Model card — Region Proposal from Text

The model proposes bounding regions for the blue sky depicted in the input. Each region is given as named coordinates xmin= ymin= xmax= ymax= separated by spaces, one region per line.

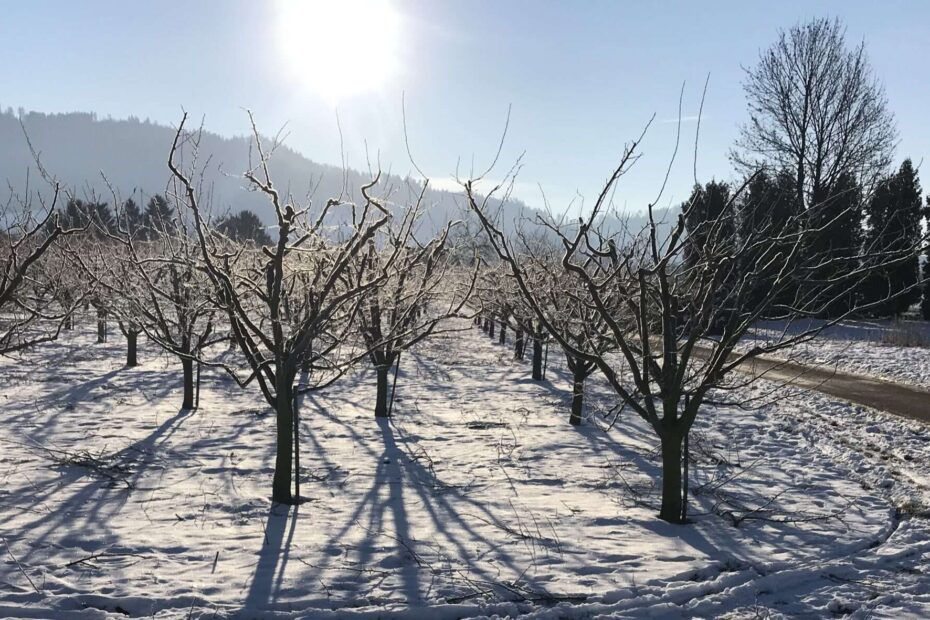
xmin=1 ymin=0 xmax=927 ymax=214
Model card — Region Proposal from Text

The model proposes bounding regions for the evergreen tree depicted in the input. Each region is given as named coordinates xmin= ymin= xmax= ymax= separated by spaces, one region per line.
xmin=60 ymin=198 xmax=114 ymax=237
xmin=736 ymin=169 xmax=802 ymax=316
xmin=143 ymin=194 xmax=174 ymax=239
xmin=737 ymin=170 xmax=776 ymax=242
xmin=807 ymin=172 xmax=863 ymax=318
xmin=681 ymin=180 xmax=735 ymax=333
xmin=216 ymin=209 xmax=272 ymax=245
xmin=90 ymin=201 xmax=115 ymax=236
xmin=142 ymin=194 xmax=175 ymax=241
xmin=61 ymin=198 xmax=90 ymax=230
xmin=120 ymin=198 xmax=144 ymax=237
xmin=862 ymin=159 xmax=922 ymax=317
xmin=922 ymin=194 xmax=930 ymax=320
xmin=682 ymin=180 xmax=733 ymax=270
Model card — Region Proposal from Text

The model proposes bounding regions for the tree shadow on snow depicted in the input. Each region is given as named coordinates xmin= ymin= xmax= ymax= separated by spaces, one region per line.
xmin=295 ymin=396 xmax=557 ymax=606
xmin=0 ymin=403 xmax=202 ymax=578
xmin=242 ymin=502 xmax=300 ymax=610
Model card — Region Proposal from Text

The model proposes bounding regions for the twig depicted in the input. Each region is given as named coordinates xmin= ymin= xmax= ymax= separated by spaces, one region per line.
xmin=3 ymin=537 xmax=40 ymax=593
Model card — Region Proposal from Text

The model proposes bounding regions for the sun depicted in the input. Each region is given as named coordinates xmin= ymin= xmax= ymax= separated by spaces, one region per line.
xmin=276 ymin=0 xmax=402 ymax=102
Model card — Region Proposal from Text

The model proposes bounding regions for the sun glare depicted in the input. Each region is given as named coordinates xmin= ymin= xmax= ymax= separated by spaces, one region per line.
xmin=277 ymin=0 xmax=402 ymax=102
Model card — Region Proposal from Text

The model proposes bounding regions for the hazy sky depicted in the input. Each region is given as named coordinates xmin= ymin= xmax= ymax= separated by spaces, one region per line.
xmin=2 ymin=0 xmax=928 ymax=214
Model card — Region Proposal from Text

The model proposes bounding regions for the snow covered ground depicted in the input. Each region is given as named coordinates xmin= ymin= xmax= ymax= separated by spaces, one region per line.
xmin=0 ymin=319 xmax=928 ymax=618
xmin=744 ymin=318 xmax=930 ymax=390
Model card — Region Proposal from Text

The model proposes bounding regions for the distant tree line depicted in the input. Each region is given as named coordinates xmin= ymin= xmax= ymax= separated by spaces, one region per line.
xmin=682 ymin=159 xmax=926 ymax=320
xmin=58 ymin=194 xmax=271 ymax=246
xmin=684 ymin=17 xmax=927 ymax=321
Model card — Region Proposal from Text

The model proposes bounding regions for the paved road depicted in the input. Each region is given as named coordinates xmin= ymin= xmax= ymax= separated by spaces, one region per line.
xmin=734 ymin=354 xmax=930 ymax=425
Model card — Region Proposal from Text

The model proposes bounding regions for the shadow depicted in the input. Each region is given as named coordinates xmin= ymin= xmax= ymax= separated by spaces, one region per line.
xmin=0 ymin=325 xmax=295 ymax=612
xmin=0 ymin=349 xmax=261 ymax=584
xmin=570 ymin=418 xmax=660 ymax=476
xmin=0 ymin=404 xmax=200 ymax=554
xmin=3 ymin=350 xmax=188 ymax=448
xmin=291 ymin=408 xmax=425 ymax=606
xmin=242 ymin=503 xmax=299 ymax=610
xmin=377 ymin=417 xmax=427 ymax=605
xmin=296 ymin=397 xmax=555 ymax=606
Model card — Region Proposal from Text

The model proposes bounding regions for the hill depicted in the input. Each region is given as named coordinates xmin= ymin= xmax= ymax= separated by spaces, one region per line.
xmin=0 ymin=108 xmax=670 ymax=238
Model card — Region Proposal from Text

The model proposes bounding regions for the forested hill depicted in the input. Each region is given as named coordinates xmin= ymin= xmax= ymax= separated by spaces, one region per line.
xmin=0 ymin=109 xmax=510 ymax=229
xmin=0 ymin=108 xmax=666 ymax=236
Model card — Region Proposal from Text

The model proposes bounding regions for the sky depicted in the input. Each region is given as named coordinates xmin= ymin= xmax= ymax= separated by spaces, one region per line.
xmin=1 ymin=0 xmax=928 ymax=215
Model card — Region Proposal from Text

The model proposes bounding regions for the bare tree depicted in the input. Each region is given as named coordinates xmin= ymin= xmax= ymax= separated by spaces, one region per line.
xmin=467 ymin=132 xmax=923 ymax=524
xmin=528 ymin=263 xmax=616 ymax=425
xmin=475 ymin=265 xmax=550 ymax=378
xmin=480 ymin=246 xmax=615 ymax=424
xmin=351 ymin=196 xmax=477 ymax=418
xmin=482 ymin=267 xmax=523 ymax=355
xmin=117 ymin=316 xmax=144 ymax=368
xmin=473 ymin=267 xmax=503 ymax=340
xmin=168 ymin=113 xmax=396 ymax=504
xmin=90 ymin=292 xmax=110 ymax=344
xmin=732 ymin=17 xmax=897 ymax=208
xmin=0 ymin=181 xmax=82 ymax=354
xmin=86 ymin=202 xmax=220 ymax=407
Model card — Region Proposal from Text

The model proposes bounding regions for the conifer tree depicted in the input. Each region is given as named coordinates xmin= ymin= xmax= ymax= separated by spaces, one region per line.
xmin=682 ymin=180 xmax=733 ymax=270
xmin=681 ymin=180 xmax=735 ymax=332
xmin=216 ymin=209 xmax=272 ymax=245
xmin=143 ymin=194 xmax=173 ymax=240
xmin=120 ymin=198 xmax=144 ymax=238
xmin=60 ymin=198 xmax=114 ymax=238
xmin=919 ymin=198 xmax=930 ymax=320
xmin=736 ymin=169 xmax=802 ymax=316
xmin=863 ymin=159 xmax=922 ymax=316
xmin=808 ymin=172 xmax=863 ymax=317
xmin=61 ymin=198 xmax=89 ymax=230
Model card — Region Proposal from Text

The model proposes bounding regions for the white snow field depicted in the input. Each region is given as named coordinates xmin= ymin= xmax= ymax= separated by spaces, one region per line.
xmin=0 ymin=319 xmax=928 ymax=618
xmin=744 ymin=318 xmax=930 ymax=389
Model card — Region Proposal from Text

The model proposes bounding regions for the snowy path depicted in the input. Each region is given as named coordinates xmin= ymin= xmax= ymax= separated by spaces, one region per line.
xmin=0 ymin=320 xmax=927 ymax=618
xmin=709 ymin=348 xmax=930 ymax=425
xmin=743 ymin=319 xmax=930 ymax=391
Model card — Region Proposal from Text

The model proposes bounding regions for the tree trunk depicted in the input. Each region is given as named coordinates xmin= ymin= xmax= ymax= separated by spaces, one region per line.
xmin=126 ymin=331 xmax=138 ymax=367
xmin=181 ymin=357 xmax=195 ymax=410
xmin=514 ymin=330 xmax=525 ymax=360
xmin=96 ymin=309 xmax=106 ymax=343
xmin=375 ymin=364 xmax=391 ymax=418
xmin=64 ymin=313 xmax=73 ymax=331
xmin=272 ymin=387 xmax=294 ymax=504
xmin=682 ymin=432 xmax=689 ymax=523
xmin=293 ymin=390 xmax=300 ymax=500
xmin=532 ymin=337 xmax=543 ymax=380
xmin=488 ymin=319 xmax=495 ymax=339
xmin=570 ymin=366 xmax=585 ymax=426
xmin=195 ymin=361 xmax=201 ymax=409
xmin=499 ymin=322 xmax=506 ymax=345
xmin=482 ymin=317 xmax=489 ymax=333
xmin=659 ymin=431 xmax=685 ymax=524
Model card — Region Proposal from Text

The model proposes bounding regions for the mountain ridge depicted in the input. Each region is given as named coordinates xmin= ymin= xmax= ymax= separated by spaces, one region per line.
xmin=0 ymin=108 xmax=670 ymax=238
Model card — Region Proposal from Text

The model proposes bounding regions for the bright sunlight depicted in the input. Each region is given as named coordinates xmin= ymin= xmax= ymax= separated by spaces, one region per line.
xmin=276 ymin=0 xmax=402 ymax=102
